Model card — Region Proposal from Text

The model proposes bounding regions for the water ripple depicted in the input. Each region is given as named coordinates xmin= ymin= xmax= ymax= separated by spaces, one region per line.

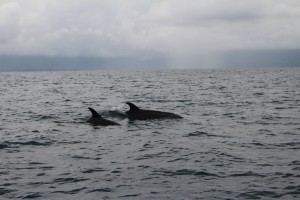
xmin=1 ymin=68 xmax=299 ymax=200
xmin=151 ymin=168 xmax=220 ymax=177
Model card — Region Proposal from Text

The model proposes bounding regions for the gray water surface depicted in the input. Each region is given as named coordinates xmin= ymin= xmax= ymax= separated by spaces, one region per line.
xmin=1 ymin=68 xmax=300 ymax=199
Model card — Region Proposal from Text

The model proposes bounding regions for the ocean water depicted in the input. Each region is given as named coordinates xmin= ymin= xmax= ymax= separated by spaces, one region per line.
xmin=0 ymin=68 xmax=299 ymax=200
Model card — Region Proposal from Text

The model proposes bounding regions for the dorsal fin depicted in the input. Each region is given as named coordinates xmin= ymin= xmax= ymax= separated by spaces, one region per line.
xmin=88 ymin=107 xmax=102 ymax=118
xmin=126 ymin=102 xmax=140 ymax=111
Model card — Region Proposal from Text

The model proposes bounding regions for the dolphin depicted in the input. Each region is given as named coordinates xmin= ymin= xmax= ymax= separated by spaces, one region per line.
xmin=87 ymin=107 xmax=120 ymax=126
xmin=125 ymin=102 xmax=182 ymax=120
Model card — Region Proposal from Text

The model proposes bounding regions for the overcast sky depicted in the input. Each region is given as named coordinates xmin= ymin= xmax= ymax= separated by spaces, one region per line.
xmin=1 ymin=0 xmax=300 ymax=68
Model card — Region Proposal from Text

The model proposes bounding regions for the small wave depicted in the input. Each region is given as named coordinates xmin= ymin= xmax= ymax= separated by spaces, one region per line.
xmin=229 ymin=171 xmax=266 ymax=178
xmin=18 ymin=141 xmax=52 ymax=146
xmin=238 ymin=190 xmax=282 ymax=199
xmin=185 ymin=131 xmax=209 ymax=137
xmin=22 ymin=192 xmax=42 ymax=199
xmin=0 ymin=143 xmax=9 ymax=149
xmin=71 ymin=155 xmax=98 ymax=160
xmin=284 ymin=185 xmax=300 ymax=193
xmin=275 ymin=172 xmax=299 ymax=178
xmin=28 ymin=181 xmax=51 ymax=186
xmin=152 ymin=169 xmax=219 ymax=177
xmin=57 ymin=140 xmax=87 ymax=145
xmin=192 ymin=171 xmax=220 ymax=176
xmin=255 ymin=120 xmax=281 ymax=125
xmin=111 ymin=170 xmax=122 ymax=174
xmin=258 ymin=129 xmax=272 ymax=133
xmin=184 ymin=131 xmax=231 ymax=138
xmin=53 ymin=177 xmax=89 ymax=184
xmin=142 ymin=142 xmax=154 ymax=149
xmin=119 ymin=193 xmax=141 ymax=198
xmin=87 ymin=188 xmax=112 ymax=193
xmin=289 ymin=160 xmax=300 ymax=166
xmin=0 ymin=188 xmax=16 ymax=195
xmin=2 ymin=140 xmax=53 ymax=147
xmin=81 ymin=168 xmax=107 ymax=173
xmin=52 ymin=187 xmax=87 ymax=194
xmin=39 ymin=115 xmax=56 ymax=120
xmin=28 ymin=162 xmax=44 ymax=165
xmin=250 ymin=142 xmax=265 ymax=146
xmin=167 ymin=157 xmax=189 ymax=162
xmin=254 ymin=92 xmax=264 ymax=96
xmin=0 ymin=171 xmax=9 ymax=175
xmin=272 ymin=142 xmax=300 ymax=149
xmin=274 ymin=106 xmax=295 ymax=110
xmin=135 ymin=152 xmax=166 ymax=160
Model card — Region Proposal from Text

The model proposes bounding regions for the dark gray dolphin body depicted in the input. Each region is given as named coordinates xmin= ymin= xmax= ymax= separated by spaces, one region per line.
xmin=87 ymin=107 xmax=120 ymax=126
xmin=125 ymin=102 xmax=182 ymax=120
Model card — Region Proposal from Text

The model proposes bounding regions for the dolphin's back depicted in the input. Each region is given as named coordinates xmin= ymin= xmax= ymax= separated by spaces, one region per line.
xmin=128 ymin=109 xmax=182 ymax=120
xmin=125 ymin=102 xmax=182 ymax=120
xmin=87 ymin=117 xmax=120 ymax=126
xmin=87 ymin=107 xmax=120 ymax=126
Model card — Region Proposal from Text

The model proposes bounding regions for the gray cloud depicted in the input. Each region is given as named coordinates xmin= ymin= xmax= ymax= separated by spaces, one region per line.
xmin=0 ymin=2 xmax=21 ymax=44
xmin=0 ymin=0 xmax=300 ymax=62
